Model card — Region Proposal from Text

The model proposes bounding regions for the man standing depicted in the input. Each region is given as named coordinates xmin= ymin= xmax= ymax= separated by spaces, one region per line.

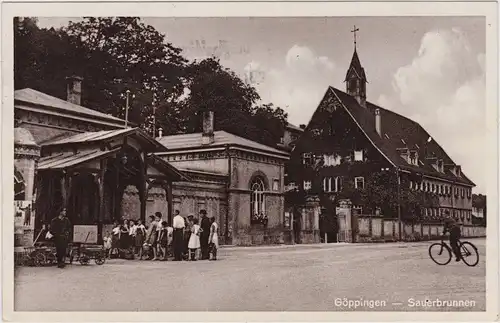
xmin=199 ymin=209 xmax=211 ymax=260
xmin=172 ymin=210 xmax=185 ymax=261
xmin=50 ymin=208 xmax=71 ymax=268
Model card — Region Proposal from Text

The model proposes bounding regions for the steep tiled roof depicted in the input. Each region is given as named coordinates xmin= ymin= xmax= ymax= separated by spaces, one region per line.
xmin=157 ymin=130 xmax=289 ymax=158
xmin=329 ymin=87 xmax=475 ymax=186
xmin=15 ymin=88 xmax=126 ymax=126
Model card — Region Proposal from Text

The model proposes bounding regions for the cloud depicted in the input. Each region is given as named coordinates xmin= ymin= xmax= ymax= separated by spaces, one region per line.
xmin=244 ymin=45 xmax=339 ymax=125
xmin=377 ymin=28 xmax=486 ymax=192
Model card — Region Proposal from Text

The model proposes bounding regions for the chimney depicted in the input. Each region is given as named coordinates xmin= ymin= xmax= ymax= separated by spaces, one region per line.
xmin=202 ymin=111 xmax=215 ymax=145
xmin=158 ymin=127 xmax=163 ymax=139
xmin=375 ymin=108 xmax=381 ymax=136
xmin=66 ymin=76 xmax=83 ymax=105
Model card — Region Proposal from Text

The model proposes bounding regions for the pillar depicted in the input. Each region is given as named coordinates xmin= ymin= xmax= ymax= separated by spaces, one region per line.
xmin=14 ymin=127 xmax=41 ymax=247
xmin=165 ymin=182 xmax=173 ymax=225
xmin=97 ymin=159 xmax=107 ymax=241
xmin=60 ymin=171 xmax=72 ymax=209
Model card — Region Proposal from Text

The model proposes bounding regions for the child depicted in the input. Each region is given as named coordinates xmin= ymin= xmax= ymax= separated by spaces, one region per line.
xmin=188 ymin=218 xmax=201 ymax=261
xmin=135 ymin=219 xmax=146 ymax=258
xmin=110 ymin=221 xmax=120 ymax=258
xmin=208 ymin=217 xmax=219 ymax=261
xmin=159 ymin=221 xmax=169 ymax=261
xmin=103 ymin=231 xmax=112 ymax=258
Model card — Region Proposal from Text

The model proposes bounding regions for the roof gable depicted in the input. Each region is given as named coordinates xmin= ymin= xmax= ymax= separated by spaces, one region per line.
xmin=15 ymin=88 xmax=126 ymax=127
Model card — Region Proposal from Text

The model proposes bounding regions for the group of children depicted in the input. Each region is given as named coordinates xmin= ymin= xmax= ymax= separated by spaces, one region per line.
xmin=103 ymin=212 xmax=218 ymax=261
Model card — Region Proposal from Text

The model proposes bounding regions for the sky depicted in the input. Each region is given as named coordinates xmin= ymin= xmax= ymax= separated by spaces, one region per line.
xmin=37 ymin=17 xmax=486 ymax=193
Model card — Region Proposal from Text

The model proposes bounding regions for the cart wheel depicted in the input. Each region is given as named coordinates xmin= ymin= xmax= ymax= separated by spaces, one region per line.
xmin=33 ymin=253 xmax=46 ymax=267
xmin=24 ymin=255 xmax=35 ymax=267
xmin=79 ymin=255 xmax=90 ymax=265
xmin=95 ymin=255 xmax=105 ymax=265
xmin=47 ymin=254 xmax=57 ymax=265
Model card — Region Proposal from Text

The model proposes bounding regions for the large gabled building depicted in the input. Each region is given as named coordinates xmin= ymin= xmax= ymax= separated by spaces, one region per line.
xmin=288 ymin=45 xmax=476 ymax=233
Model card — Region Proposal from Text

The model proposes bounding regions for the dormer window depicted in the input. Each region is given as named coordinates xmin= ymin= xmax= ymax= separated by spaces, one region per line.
xmin=303 ymin=180 xmax=312 ymax=191
xmin=398 ymin=148 xmax=409 ymax=163
xmin=437 ymin=159 xmax=444 ymax=173
xmin=409 ymin=150 xmax=418 ymax=166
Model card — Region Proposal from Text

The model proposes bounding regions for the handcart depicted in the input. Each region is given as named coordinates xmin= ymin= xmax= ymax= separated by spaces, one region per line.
xmin=69 ymin=232 xmax=106 ymax=265
xmin=20 ymin=229 xmax=61 ymax=267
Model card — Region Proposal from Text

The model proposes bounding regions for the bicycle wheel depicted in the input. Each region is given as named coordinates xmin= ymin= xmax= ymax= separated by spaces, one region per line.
xmin=460 ymin=241 xmax=479 ymax=267
xmin=429 ymin=242 xmax=452 ymax=265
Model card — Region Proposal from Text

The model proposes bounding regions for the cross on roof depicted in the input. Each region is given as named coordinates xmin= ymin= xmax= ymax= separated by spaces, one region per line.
xmin=351 ymin=25 xmax=360 ymax=48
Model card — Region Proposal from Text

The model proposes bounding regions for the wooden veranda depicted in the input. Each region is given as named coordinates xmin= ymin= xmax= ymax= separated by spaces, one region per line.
xmin=34 ymin=128 xmax=189 ymax=240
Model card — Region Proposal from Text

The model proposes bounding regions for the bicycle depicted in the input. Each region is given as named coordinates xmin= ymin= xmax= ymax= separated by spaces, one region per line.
xmin=428 ymin=235 xmax=479 ymax=267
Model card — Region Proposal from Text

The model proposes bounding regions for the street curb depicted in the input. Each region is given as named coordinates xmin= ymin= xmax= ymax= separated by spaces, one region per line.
xmin=220 ymin=237 xmax=486 ymax=251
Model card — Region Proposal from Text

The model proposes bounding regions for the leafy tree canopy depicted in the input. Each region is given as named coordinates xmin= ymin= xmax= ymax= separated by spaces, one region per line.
xmin=177 ymin=57 xmax=287 ymax=146
xmin=14 ymin=17 xmax=287 ymax=146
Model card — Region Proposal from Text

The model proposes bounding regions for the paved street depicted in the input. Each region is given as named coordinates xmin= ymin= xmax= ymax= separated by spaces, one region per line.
xmin=15 ymin=239 xmax=485 ymax=312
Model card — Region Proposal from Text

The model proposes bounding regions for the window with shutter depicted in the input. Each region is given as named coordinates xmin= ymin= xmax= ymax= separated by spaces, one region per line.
xmin=354 ymin=177 xmax=365 ymax=189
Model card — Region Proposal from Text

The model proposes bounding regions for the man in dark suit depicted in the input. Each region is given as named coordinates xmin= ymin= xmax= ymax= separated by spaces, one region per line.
xmin=50 ymin=208 xmax=72 ymax=268
xmin=199 ymin=209 xmax=211 ymax=260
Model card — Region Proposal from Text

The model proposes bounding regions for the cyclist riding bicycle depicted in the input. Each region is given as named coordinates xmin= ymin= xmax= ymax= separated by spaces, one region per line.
xmin=443 ymin=217 xmax=461 ymax=261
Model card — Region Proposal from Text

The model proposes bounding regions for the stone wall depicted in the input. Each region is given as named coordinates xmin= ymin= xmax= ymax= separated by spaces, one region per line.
xmin=353 ymin=215 xmax=486 ymax=243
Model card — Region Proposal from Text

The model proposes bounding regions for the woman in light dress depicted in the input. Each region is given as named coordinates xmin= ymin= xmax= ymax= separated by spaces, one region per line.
xmin=209 ymin=217 xmax=219 ymax=261
xmin=188 ymin=218 xmax=201 ymax=261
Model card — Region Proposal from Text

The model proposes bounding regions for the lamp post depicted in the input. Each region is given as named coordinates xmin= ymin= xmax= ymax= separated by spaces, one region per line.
xmin=124 ymin=90 xmax=130 ymax=128
xmin=396 ymin=167 xmax=402 ymax=241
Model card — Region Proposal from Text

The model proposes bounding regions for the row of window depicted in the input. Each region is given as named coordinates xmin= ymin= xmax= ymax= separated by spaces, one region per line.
xmin=303 ymin=176 xmax=365 ymax=192
xmin=302 ymin=151 xmax=364 ymax=166
xmin=423 ymin=208 xmax=472 ymax=220
xmin=409 ymin=181 xmax=471 ymax=198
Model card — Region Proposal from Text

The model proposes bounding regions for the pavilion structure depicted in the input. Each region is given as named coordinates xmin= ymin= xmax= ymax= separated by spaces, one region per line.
xmin=35 ymin=128 xmax=189 ymax=240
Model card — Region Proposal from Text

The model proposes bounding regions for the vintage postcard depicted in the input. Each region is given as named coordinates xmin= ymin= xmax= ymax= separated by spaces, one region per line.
xmin=1 ymin=1 xmax=498 ymax=322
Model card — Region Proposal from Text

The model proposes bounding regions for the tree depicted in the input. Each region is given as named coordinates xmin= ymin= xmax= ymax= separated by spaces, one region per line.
xmin=64 ymin=17 xmax=188 ymax=129
xmin=14 ymin=17 xmax=82 ymax=98
xmin=177 ymin=57 xmax=287 ymax=146
xmin=14 ymin=19 xmax=288 ymax=143
xmin=14 ymin=17 xmax=188 ymax=131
